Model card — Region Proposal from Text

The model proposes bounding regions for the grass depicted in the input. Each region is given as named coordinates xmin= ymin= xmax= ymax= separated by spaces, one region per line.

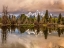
xmin=43 ymin=24 xmax=47 ymax=27
xmin=18 ymin=24 xmax=34 ymax=27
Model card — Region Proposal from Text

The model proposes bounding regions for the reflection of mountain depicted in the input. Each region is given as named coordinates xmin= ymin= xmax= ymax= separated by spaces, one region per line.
xmin=25 ymin=29 xmax=36 ymax=35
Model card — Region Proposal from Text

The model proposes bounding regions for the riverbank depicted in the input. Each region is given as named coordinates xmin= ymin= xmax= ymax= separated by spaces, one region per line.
xmin=0 ymin=23 xmax=34 ymax=28
xmin=0 ymin=23 xmax=64 ymax=28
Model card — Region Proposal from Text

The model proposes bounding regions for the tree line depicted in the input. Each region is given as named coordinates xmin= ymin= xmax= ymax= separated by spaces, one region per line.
xmin=0 ymin=6 xmax=64 ymax=26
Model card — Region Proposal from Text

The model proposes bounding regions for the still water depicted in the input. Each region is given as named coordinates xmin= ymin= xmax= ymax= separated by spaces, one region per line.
xmin=0 ymin=26 xmax=64 ymax=48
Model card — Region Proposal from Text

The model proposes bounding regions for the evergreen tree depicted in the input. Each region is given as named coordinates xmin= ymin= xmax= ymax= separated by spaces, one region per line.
xmin=58 ymin=13 xmax=62 ymax=24
xmin=37 ymin=13 xmax=40 ymax=23
xmin=37 ymin=25 xmax=40 ymax=34
xmin=62 ymin=17 xmax=64 ymax=24
xmin=49 ymin=15 xmax=52 ymax=23
xmin=54 ymin=17 xmax=56 ymax=23
xmin=44 ymin=10 xmax=49 ymax=23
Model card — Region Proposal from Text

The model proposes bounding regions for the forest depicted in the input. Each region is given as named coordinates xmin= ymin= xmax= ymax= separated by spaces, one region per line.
xmin=0 ymin=6 xmax=64 ymax=27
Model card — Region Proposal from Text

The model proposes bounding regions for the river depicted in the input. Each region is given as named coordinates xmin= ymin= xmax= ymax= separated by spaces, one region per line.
xmin=0 ymin=26 xmax=64 ymax=48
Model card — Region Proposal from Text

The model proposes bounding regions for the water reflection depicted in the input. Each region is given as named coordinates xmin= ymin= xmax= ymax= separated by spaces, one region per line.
xmin=11 ymin=25 xmax=16 ymax=33
xmin=43 ymin=27 xmax=48 ymax=39
xmin=1 ymin=26 xmax=8 ymax=44
xmin=48 ymin=27 xmax=52 ymax=34
xmin=57 ymin=28 xmax=61 ymax=37
xmin=36 ymin=25 xmax=40 ymax=35
xmin=18 ymin=26 xmax=27 ymax=33
xmin=1 ymin=26 xmax=64 ymax=41
xmin=57 ymin=28 xmax=64 ymax=37
xmin=0 ymin=26 xmax=64 ymax=48
xmin=61 ymin=28 xmax=64 ymax=34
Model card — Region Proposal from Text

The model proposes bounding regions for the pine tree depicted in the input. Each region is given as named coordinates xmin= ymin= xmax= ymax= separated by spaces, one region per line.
xmin=49 ymin=15 xmax=52 ymax=23
xmin=44 ymin=10 xmax=49 ymax=23
xmin=62 ymin=17 xmax=64 ymax=25
xmin=37 ymin=13 xmax=40 ymax=23
xmin=58 ymin=13 xmax=62 ymax=24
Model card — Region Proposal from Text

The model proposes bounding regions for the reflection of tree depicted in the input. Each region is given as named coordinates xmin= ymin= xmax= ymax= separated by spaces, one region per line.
xmin=57 ymin=28 xmax=61 ymax=37
xmin=18 ymin=27 xmax=27 ymax=33
xmin=32 ymin=27 xmax=35 ymax=32
xmin=54 ymin=25 xmax=55 ymax=30
xmin=1 ymin=26 xmax=8 ymax=43
xmin=7 ymin=26 xmax=10 ymax=32
xmin=61 ymin=28 xmax=64 ymax=34
xmin=48 ymin=28 xmax=52 ymax=33
xmin=29 ymin=27 xmax=35 ymax=31
xmin=36 ymin=25 xmax=40 ymax=35
xmin=43 ymin=27 xmax=48 ymax=39
xmin=11 ymin=25 xmax=16 ymax=33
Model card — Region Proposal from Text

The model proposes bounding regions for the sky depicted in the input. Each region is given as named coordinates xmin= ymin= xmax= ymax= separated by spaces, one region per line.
xmin=0 ymin=0 xmax=64 ymax=13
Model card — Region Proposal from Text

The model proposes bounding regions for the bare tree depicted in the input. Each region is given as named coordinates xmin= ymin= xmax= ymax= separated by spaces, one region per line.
xmin=2 ymin=6 xmax=8 ymax=16
xmin=2 ymin=6 xmax=8 ymax=25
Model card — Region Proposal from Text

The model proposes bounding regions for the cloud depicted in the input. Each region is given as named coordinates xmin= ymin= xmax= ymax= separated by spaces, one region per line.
xmin=0 ymin=0 xmax=64 ymax=13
